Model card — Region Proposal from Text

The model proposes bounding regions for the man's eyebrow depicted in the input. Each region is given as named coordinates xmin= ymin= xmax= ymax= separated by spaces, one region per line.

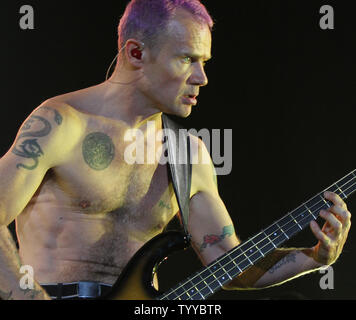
xmin=182 ymin=52 xmax=212 ymax=61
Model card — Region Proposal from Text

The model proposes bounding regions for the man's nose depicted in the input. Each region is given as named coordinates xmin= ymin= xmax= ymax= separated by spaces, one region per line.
xmin=189 ymin=62 xmax=208 ymax=87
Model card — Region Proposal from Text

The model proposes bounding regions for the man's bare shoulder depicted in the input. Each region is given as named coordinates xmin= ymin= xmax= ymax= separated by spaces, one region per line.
xmin=20 ymin=98 xmax=87 ymax=165
xmin=188 ymin=133 xmax=218 ymax=197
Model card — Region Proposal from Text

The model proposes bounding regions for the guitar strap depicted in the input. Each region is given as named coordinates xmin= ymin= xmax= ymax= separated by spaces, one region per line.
xmin=162 ymin=114 xmax=192 ymax=240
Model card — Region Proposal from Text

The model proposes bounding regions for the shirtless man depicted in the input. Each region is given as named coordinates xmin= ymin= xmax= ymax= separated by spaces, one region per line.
xmin=0 ymin=0 xmax=352 ymax=300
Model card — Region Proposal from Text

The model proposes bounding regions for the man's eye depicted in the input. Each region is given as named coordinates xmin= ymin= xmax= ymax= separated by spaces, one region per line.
xmin=182 ymin=56 xmax=192 ymax=64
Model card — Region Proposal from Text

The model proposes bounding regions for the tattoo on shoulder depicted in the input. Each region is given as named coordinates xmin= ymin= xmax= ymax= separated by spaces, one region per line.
xmin=12 ymin=107 xmax=63 ymax=171
xmin=198 ymin=225 xmax=235 ymax=252
xmin=43 ymin=106 xmax=63 ymax=125
xmin=82 ymin=132 xmax=115 ymax=171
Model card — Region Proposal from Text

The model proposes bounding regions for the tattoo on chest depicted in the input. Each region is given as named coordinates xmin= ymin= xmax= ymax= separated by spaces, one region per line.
xmin=158 ymin=200 xmax=171 ymax=210
xmin=198 ymin=225 xmax=235 ymax=252
xmin=82 ymin=132 xmax=115 ymax=171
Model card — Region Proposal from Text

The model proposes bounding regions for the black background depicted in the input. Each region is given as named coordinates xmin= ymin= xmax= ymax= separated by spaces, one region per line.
xmin=1 ymin=0 xmax=356 ymax=300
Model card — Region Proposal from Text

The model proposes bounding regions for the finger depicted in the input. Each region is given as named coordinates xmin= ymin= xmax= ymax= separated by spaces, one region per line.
xmin=328 ymin=205 xmax=352 ymax=224
xmin=310 ymin=220 xmax=333 ymax=248
xmin=319 ymin=210 xmax=342 ymax=236
xmin=324 ymin=191 xmax=347 ymax=210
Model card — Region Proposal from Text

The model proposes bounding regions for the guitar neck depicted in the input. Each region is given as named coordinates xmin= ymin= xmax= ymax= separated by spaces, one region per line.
xmin=158 ymin=169 xmax=356 ymax=300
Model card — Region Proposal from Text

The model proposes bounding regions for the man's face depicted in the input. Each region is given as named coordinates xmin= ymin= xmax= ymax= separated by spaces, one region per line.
xmin=141 ymin=12 xmax=212 ymax=117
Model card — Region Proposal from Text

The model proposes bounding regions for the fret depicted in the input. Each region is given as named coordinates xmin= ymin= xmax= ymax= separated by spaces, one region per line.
xmin=335 ymin=183 xmax=347 ymax=199
xmin=321 ymin=197 xmax=331 ymax=208
xmin=264 ymin=224 xmax=279 ymax=237
xmin=276 ymin=214 xmax=294 ymax=229
xmin=327 ymin=184 xmax=338 ymax=194
xmin=248 ymin=249 xmax=263 ymax=263
xmin=179 ymin=291 xmax=189 ymax=300
xmin=290 ymin=207 xmax=312 ymax=228
xmin=305 ymin=195 xmax=323 ymax=214
xmin=204 ymin=272 xmax=220 ymax=291
xmin=258 ymin=237 xmax=275 ymax=256
xmin=226 ymin=255 xmax=242 ymax=278
xmin=211 ymin=264 xmax=227 ymax=279
xmin=228 ymin=249 xmax=250 ymax=271
xmin=190 ymin=289 xmax=205 ymax=300
xmin=199 ymin=285 xmax=213 ymax=297
xmin=240 ymin=241 xmax=261 ymax=265
xmin=283 ymin=219 xmax=303 ymax=238
xmin=228 ymin=246 xmax=243 ymax=261
xmin=182 ymin=280 xmax=199 ymax=298
xmin=251 ymin=235 xmax=266 ymax=257
xmin=270 ymin=232 xmax=288 ymax=247
xmin=243 ymin=253 xmax=253 ymax=265
xmin=224 ymin=260 xmax=239 ymax=278
xmin=304 ymin=204 xmax=317 ymax=220
xmin=219 ymin=255 xmax=232 ymax=266
xmin=236 ymin=255 xmax=252 ymax=271
xmin=305 ymin=194 xmax=331 ymax=215
xmin=211 ymin=273 xmax=222 ymax=287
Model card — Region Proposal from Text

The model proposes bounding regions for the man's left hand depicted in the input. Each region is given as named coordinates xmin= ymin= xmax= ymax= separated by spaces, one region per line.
xmin=310 ymin=191 xmax=352 ymax=265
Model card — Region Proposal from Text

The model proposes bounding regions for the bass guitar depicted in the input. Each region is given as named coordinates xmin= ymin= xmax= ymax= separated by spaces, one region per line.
xmin=103 ymin=170 xmax=356 ymax=300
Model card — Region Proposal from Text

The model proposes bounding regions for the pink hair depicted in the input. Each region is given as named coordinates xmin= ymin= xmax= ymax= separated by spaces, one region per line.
xmin=118 ymin=0 xmax=214 ymax=50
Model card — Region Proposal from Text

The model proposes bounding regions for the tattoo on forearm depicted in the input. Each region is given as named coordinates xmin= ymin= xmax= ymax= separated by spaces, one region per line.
xmin=0 ymin=289 xmax=13 ymax=300
xmin=199 ymin=225 xmax=235 ymax=252
xmin=12 ymin=108 xmax=62 ymax=170
xmin=20 ymin=287 xmax=43 ymax=300
xmin=82 ymin=132 xmax=115 ymax=171
xmin=254 ymin=250 xmax=300 ymax=275
xmin=268 ymin=252 xmax=297 ymax=274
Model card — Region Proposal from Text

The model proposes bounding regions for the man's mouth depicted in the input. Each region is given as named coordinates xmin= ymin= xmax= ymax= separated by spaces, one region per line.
xmin=182 ymin=94 xmax=198 ymax=106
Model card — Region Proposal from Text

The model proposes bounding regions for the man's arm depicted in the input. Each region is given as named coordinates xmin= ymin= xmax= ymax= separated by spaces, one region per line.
xmin=0 ymin=101 xmax=75 ymax=300
xmin=0 ymin=226 xmax=50 ymax=300
xmin=188 ymin=139 xmax=351 ymax=290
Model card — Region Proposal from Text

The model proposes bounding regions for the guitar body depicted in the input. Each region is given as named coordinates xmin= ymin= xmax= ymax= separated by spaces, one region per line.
xmin=102 ymin=231 xmax=190 ymax=300
xmin=102 ymin=170 xmax=356 ymax=301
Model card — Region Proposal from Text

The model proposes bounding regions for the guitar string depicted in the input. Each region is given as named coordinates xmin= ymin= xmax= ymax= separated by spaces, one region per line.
xmin=160 ymin=171 xmax=356 ymax=300
xmin=175 ymin=174 xmax=356 ymax=300
xmin=179 ymin=175 xmax=356 ymax=300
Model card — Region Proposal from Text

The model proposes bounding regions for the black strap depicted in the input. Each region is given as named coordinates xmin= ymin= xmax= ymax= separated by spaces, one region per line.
xmin=162 ymin=114 xmax=192 ymax=239
xmin=41 ymin=282 xmax=112 ymax=299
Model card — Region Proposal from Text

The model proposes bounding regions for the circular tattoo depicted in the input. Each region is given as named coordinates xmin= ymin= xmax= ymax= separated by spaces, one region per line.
xmin=82 ymin=132 xmax=115 ymax=171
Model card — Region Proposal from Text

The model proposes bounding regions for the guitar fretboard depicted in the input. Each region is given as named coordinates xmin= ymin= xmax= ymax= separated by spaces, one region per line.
xmin=158 ymin=169 xmax=356 ymax=300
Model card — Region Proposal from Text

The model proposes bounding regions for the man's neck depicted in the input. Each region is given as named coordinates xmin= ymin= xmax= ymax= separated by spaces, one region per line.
xmin=90 ymin=78 xmax=162 ymax=129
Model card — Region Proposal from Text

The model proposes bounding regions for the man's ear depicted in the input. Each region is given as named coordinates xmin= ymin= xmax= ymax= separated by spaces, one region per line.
xmin=124 ymin=39 xmax=145 ymax=68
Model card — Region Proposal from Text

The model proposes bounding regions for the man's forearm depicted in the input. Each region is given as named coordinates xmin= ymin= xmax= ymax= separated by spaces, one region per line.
xmin=224 ymin=248 xmax=324 ymax=290
xmin=0 ymin=225 xmax=50 ymax=300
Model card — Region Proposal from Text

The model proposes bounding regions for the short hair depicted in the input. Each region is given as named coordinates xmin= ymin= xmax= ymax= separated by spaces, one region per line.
xmin=117 ymin=0 xmax=214 ymax=50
